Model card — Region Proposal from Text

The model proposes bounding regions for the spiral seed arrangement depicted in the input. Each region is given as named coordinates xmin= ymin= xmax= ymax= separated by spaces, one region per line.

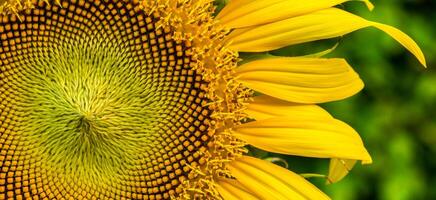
xmin=0 ymin=1 xmax=225 ymax=199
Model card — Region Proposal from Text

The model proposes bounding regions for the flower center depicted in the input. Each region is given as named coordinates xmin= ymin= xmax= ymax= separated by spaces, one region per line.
xmin=22 ymin=38 xmax=159 ymax=180
xmin=0 ymin=0 xmax=215 ymax=198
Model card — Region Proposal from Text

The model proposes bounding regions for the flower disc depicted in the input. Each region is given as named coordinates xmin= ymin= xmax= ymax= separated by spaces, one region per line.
xmin=0 ymin=0 xmax=217 ymax=199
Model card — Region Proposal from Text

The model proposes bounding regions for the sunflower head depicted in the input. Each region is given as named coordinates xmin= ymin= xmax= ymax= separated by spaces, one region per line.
xmin=0 ymin=0 xmax=426 ymax=199
xmin=0 ymin=0 xmax=251 ymax=198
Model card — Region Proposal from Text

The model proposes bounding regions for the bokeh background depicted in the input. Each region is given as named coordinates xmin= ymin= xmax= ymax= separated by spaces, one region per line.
xmin=319 ymin=1 xmax=435 ymax=199
xmin=217 ymin=0 xmax=436 ymax=199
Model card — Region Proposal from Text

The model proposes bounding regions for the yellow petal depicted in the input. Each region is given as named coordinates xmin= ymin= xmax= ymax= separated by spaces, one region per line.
xmin=236 ymin=57 xmax=363 ymax=103
xmin=216 ymin=179 xmax=259 ymax=200
xmin=300 ymin=42 xmax=340 ymax=58
xmin=371 ymin=22 xmax=426 ymax=67
xmin=218 ymin=0 xmax=374 ymax=28
xmin=327 ymin=159 xmax=357 ymax=184
xmin=232 ymin=116 xmax=372 ymax=163
xmin=227 ymin=8 xmax=426 ymax=67
xmin=228 ymin=156 xmax=330 ymax=200
xmin=247 ymin=95 xmax=332 ymax=120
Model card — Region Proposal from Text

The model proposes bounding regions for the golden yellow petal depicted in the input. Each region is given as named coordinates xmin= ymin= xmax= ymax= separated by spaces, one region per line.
xmin=247 ymin=95 xmax=332 ymax=120
xmin=371 ymin=22 xmax=427 ymax=67
xmin=232 ymin=116 xmax=372 ymax=163
xmin=236 ymin=57 xmax=363 ymax=103
xmin=218 ymin=0 xmax=374 ymax=28
xmin=228 ymin=156 xmax=330 ymax=200
xmin=227 ymin=8 xmax=426 ymax=67
xmin=216 ymin=179 xmax=259 ymax=200
xmin=327 ymin=159 xmax=357 ymax=184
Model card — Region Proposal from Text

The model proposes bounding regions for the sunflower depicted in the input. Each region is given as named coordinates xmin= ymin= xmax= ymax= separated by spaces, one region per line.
xmin=0 ymin=0 xmax=426 ymax=199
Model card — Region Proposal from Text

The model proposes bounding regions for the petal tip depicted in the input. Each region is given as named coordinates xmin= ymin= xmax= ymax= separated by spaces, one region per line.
xmin=363 ymin=0 xmax=375 ymax=11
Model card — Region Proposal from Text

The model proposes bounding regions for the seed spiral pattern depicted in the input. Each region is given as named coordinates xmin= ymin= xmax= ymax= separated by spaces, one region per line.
xmin=0 ymin=0 xmax=215 ymax=199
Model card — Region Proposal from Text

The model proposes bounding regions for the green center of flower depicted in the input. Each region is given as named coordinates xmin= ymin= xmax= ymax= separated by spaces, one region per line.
xmin=21 ymin=37 xmax=158 ymax=180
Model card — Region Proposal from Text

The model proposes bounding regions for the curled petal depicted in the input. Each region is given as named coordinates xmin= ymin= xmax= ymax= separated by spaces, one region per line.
xmin=227 ymin=8 xmax=426 ymax=67
xmin=327 ymin=158 xmax=358 ymax=184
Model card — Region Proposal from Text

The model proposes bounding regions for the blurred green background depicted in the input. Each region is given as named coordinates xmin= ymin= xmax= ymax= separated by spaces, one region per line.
xmin=320 ymin=0 xmax=435 ymax=199
xmin=320 ymin=1 xmax=435 ymax=199
xmin=322 ymin=1 xmax=436 ymax=199
xmin=218 ymin=0 xmax=436 ymax=199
